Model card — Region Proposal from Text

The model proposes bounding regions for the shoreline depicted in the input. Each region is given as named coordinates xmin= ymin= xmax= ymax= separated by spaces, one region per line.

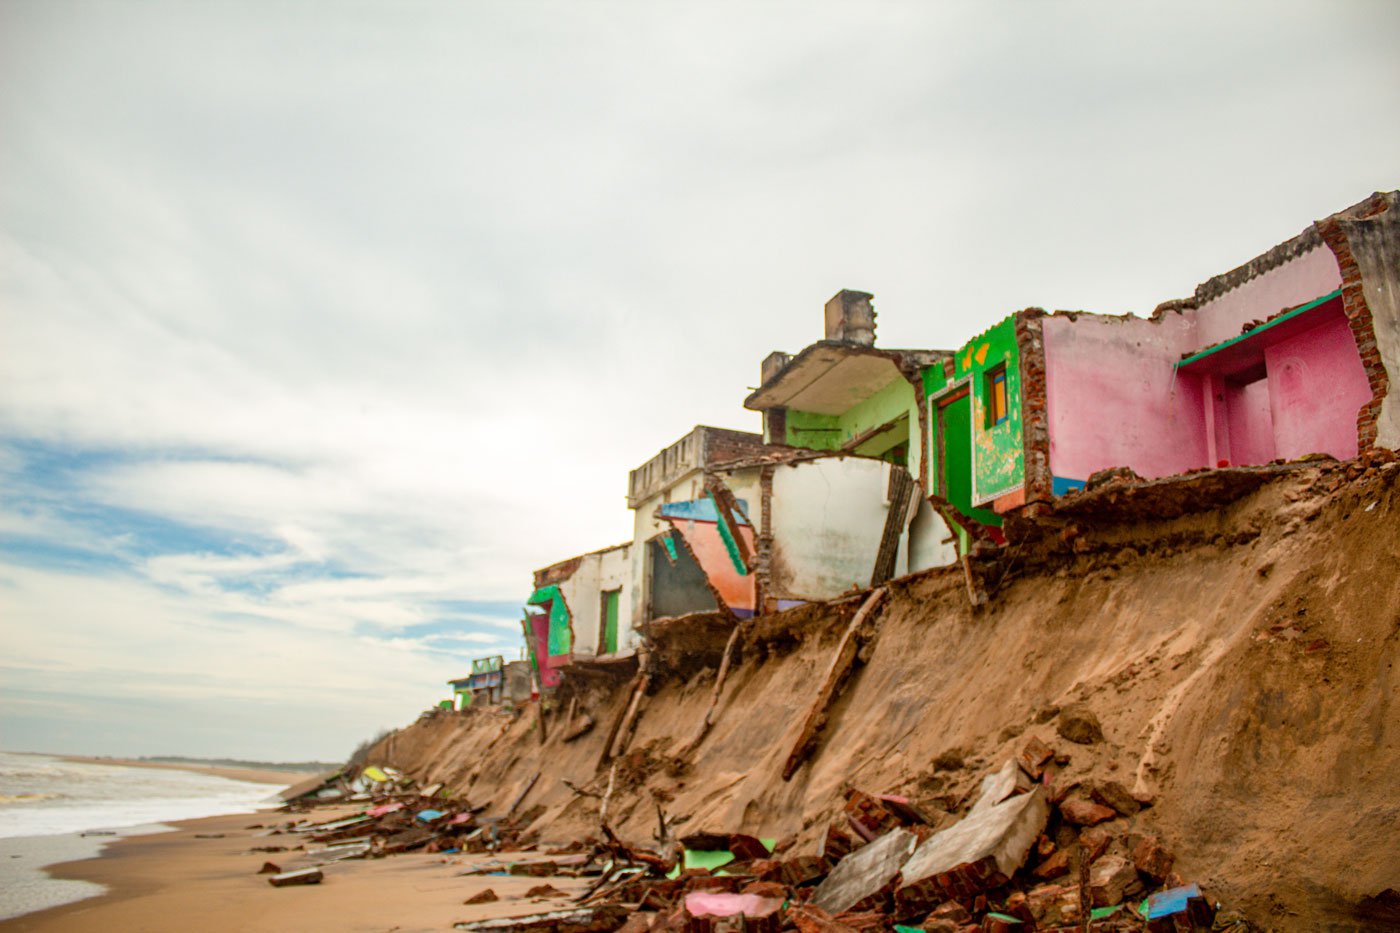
xmin=0 ymin=808 xmax=586 ymax=932
xmin=55 ymin=756 xmax=314 ymax=788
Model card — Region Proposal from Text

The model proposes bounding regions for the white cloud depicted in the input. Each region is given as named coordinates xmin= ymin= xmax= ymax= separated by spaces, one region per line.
xmin=1 ymin=0 xmax=1397 ymax=758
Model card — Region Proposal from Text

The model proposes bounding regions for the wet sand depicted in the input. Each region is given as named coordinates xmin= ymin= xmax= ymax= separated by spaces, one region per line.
xmin=57 ymin=756 xmax=315 ymax=787
xmin=0 ymin=809 xmax=590 ymax=933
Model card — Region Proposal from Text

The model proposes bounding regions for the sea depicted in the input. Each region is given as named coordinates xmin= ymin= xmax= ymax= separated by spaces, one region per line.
xmin=0 ymin=751 xmax=285 ymax=921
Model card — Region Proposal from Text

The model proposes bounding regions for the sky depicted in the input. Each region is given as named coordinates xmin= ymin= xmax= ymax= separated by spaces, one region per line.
xmin=1 ymin=1 xmax=1397 ymax=761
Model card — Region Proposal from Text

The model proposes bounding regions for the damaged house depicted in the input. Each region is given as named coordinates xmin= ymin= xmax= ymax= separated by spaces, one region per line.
xmin=510 ymin=190 xmax=1399 ymax=692
xmin=525 ymin=541 xmax=633 ymax=689
xmin=925 ymin=189 xmax=1400 ymax=543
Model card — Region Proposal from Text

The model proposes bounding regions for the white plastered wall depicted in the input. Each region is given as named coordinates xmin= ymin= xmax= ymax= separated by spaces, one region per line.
xmin=558 ymin=544 xmax=633 ymax=657
xmin=768 ymin=456 xmax=957 ymax=601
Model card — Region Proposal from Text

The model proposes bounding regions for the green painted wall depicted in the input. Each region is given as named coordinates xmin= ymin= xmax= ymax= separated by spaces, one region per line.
xmin=527 ymin=585 xmax=572 ymax=656
xmin=602 ymin=589 xmax=620 ymax=654
xmin=785 ymin=376 xmax=920 ymax=476
xmin=785 ymin=410 xmax=841 ymax=450
xmin=924 ymin=314 xmax=1023 ymax=511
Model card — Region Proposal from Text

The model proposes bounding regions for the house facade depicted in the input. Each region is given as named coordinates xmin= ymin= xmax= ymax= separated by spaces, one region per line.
xmin=501 ymin=189 xmax=1398 ymax=696
xmin=925 ymin=190 xmax=1400 ymax=545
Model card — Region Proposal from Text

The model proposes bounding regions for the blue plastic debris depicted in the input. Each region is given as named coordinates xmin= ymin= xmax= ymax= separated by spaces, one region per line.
xmin=1142 ymin=883 xmax=1202 ymax=919
xmin=416 ymin=808 xmax=446 ymax=823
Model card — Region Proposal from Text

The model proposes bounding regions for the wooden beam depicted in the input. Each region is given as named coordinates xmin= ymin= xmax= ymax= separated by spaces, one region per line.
xmin=781 ymin=587 xmax=889 ymax=781
xmin=610 ymin=672 xmax=652 ymax=760
xmin=596 ymin=672 xmax=641 ymax=770
xmin=680 ymin=621 xmax=742 ymax=754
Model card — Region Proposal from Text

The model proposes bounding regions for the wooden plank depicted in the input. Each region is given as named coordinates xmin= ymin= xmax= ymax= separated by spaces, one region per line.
xmin=610 ymin=672 xmax=652 ymax=759
xmin=680 ymin=621 xmax=742 ymax=753
xmin=781 ymin=587 xmax=888 ymax=781
xmin=871 ymin=466 xmax=915 ymax=586
xmin=595 ymin=670 xmax=642 ymax=770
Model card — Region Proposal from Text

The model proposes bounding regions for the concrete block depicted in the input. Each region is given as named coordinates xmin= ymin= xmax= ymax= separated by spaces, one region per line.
xmin=895 ymin=789 xmax=1049 ymax=916
xmin=809 ymin=828 xmax=917 ymax=915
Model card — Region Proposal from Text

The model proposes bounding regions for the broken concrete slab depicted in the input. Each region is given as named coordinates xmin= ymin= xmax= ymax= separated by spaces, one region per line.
xmin=267 ymin=867 xmax=323 ymax=887
xmin=895 ymin=788 xmax=1049 ymax=915
xmin=970 ymin=760 xmax=1032 ymax=814
xmin=809 ymin=828 xmax=917 ymax=915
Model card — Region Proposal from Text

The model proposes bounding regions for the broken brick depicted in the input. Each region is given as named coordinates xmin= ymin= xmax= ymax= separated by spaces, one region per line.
xmin=1090 ymin=780 xmax=1142 ymax=816
xmin=787 ymin=904 xmax=857 ymax=933
xmin=1131 ymin=835 xmax=1176 ymax=884
xmin=1025 ymin=882 xmax=1081 ymax=927
xmin=1031 ymin=847 xmax=1071 ymax=880
xmin=1058 ymin=798 xmax=1116 ymax=826
xmin=727 ymin=834 xmax=770 ymax=862
xmin=1018 ymin=736 xmax=1054 ymax=780
xmin=464 ymin=888 xmax=499 ymax=904
xmin=1087 ymin=854 xmax=1140 ymax=907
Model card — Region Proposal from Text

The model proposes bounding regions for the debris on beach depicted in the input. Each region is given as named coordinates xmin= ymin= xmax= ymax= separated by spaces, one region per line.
xmin=267 ymin=867 xmax=323 ymax=887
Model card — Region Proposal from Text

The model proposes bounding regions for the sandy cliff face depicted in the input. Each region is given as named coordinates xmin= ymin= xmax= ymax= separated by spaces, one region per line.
xmin=372 ymin=459 xmax=1399 ymax=929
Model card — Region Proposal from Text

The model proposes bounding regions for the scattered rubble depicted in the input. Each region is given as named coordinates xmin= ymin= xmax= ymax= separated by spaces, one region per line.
xmin=267 ymin=867 xmax=323 ymax=887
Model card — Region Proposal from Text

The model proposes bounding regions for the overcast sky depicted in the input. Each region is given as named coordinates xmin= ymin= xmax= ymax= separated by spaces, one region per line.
xmin=1 ymin=1 xmax=1396 ymax=761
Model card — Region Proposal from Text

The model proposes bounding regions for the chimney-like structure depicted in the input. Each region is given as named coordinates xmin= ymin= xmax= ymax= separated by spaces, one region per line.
xmin=824 ymin=289 xmax=876 ymax=346
xmin=760 ymin=351 xmax=791 ymax=386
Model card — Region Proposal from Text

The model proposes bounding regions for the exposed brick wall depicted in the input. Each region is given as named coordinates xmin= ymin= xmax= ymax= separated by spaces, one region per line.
xmin=1316 ymin=191 xmax=1398 ymax=451
xmin=1015 ymin=309 xmax=1053 ymax=502
xmin=702 ymin=427 xmax=770 ymax=466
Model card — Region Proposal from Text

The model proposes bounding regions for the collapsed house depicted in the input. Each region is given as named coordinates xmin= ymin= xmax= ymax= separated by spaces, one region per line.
xmin=926 ymin=190 xmax=1400 ymax=539
xmin=509 ymin=189 xmax=1399 ymax=693
xmin=526 ymin=541 xmax=635 ymax=688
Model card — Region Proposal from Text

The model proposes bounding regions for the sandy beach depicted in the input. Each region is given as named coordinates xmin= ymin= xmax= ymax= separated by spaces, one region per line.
xmin=0 ymin=807 xmax=590 ymax=933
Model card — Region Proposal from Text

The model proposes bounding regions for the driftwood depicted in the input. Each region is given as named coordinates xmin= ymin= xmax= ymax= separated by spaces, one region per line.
xmin=680 ymin=622 xmax=742 ymax=753
xmin=781 ymin=587 xmax=889 ymax=781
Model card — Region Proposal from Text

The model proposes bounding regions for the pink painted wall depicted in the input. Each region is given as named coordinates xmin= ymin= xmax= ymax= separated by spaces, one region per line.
xmin=1222 ymin=378 xmax=1276 ymax=465
xmin=1192 ymin=246 xmax=1341 ymax=349
xmin=528 ymin=614 xmax=562 ymax=688
xmin=1263 ymin=311 xmax=1371 ymax=460
xmin=1043 ymin=312 xmax=1209 ymax=482
xmin=669 ymin=520 xmax=756 ymax=614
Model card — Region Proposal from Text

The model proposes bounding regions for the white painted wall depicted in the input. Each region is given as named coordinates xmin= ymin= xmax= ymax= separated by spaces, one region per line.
xmin=628 ymin=468 xmax=705 ymax=631
xmin=558 ymin=543 xmax=633 ymax=657
xmin=906 ymin=496 xmax=958 ymax=573
xmin=767 ymin=457 xmax=939 ymax=601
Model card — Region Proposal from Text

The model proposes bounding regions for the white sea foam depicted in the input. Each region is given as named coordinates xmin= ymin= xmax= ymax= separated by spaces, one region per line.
xmin=0 ymin=751 xmax=288 ymax=920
